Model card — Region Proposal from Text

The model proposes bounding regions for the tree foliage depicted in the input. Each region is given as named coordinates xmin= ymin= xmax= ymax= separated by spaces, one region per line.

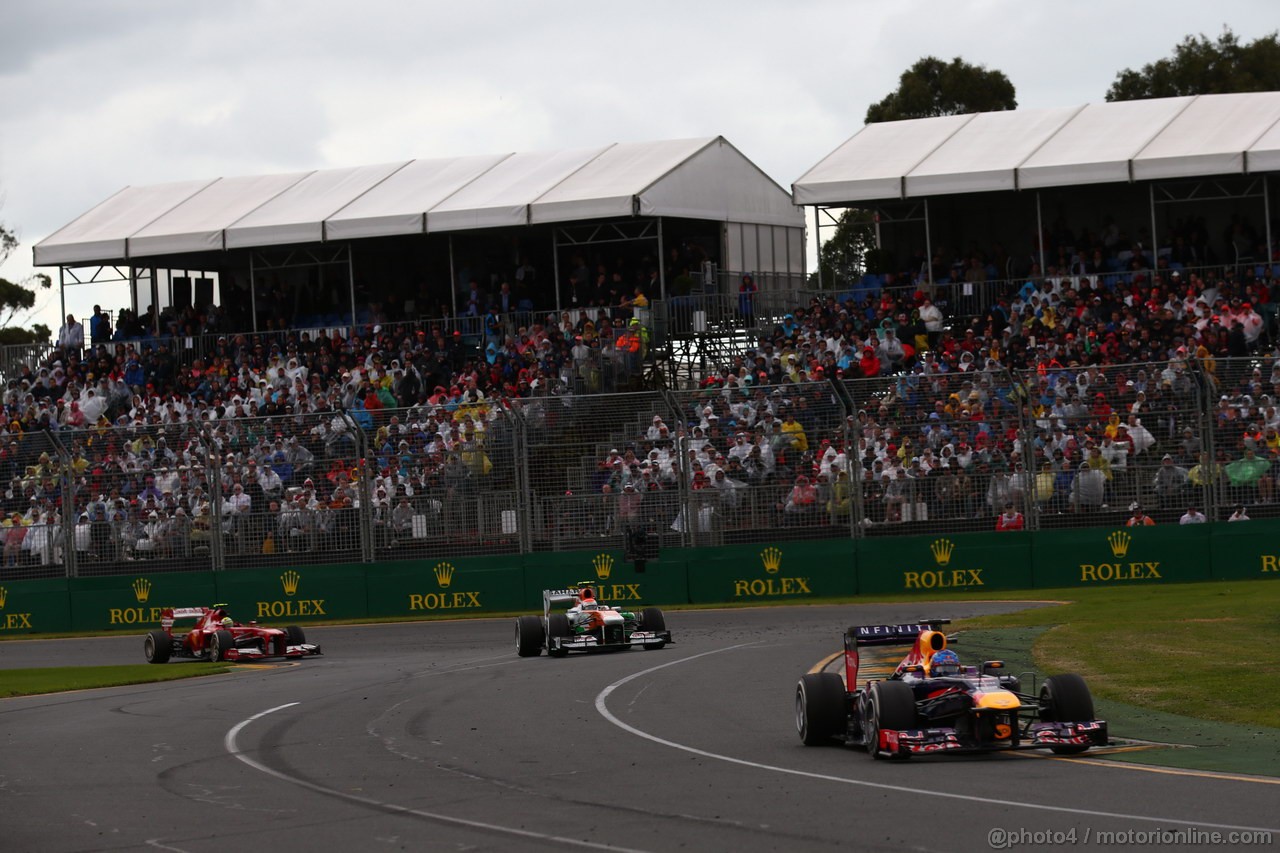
xmin=865 ymin=56 xmax=1016 ymax=124
xmin=0 ymin=220 xmax=53 ymax=345
xmin=1107 ymin=28 xmax=1280 ymax=101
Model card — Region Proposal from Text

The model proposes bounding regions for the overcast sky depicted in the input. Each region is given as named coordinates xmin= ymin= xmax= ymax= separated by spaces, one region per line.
xmin=1 ymin=0 xmax=1274 ymax=333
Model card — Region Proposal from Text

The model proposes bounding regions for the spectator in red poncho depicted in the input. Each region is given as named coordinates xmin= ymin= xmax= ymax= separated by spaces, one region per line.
xmin=859 ymin=346 xmax=881 ymax=378
xmin=995 ymin=503 xmax=1024 ymax=531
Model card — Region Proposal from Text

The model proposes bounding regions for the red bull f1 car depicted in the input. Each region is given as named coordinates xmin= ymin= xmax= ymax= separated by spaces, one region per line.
xmin=515 ymin=584 xmax=672 ymax=657
xmin=795 ymin=620 xmax=1107 ymax=758
xmin=143 ymin=605 xmax=322 ymax=663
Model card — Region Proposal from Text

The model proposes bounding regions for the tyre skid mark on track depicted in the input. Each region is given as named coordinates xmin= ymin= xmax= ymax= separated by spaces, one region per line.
xmin=596 ymin=644 xmax=1280 ymax=834
xmin=226 ymin=703 xmax=654 ymax=853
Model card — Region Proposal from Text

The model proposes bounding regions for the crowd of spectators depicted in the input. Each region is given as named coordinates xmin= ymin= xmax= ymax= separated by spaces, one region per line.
xmin=4 ymin=211 xmax=1280 ymax=571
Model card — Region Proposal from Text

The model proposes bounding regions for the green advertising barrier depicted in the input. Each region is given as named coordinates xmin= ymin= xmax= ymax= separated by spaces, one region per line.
xmin=1209 ymin=518 xmax=1280 ymax=580
xmin=1032 ymin=524 xmax=1211 ymax=588
xmin=69 ymin=572 xmax=218 ymax=632
xmin=214 ymin=564 xmax=368 ymax=623
xmin=366 ymin=555 xmax=525 ymax=618
xmin=0 ymin=577 xmax=71 ymax=634
xmin=685 ymin=540 xmax=855 ymax=605
xmin=856 ymin=531 xmax=1033 ymax=596
xmin=521 ymin=550 xmax=689 ymax=612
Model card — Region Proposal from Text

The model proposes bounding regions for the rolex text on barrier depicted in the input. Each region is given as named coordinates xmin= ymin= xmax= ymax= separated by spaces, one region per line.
xmin=1032 ymin=525 xmax=1211 ymax=589
xmin=854 ymin=532 xmax=1033 ymax=596
xmin=366 ymin=556 xmax=525 ymax=617
xmin=683 ymin=541 xmax=855 ymax=605
xmin=68 ymin=572 xmax=217 ymax=632
xmin=1208 ymin=518 xmax=1280 ymax=580
xmin=213 ymin=564 xmax=368 ymax=624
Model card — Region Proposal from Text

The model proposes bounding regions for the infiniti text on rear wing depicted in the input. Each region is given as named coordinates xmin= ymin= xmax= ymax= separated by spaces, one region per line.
xmin=843 ymin=620 xmax=951 ymax=688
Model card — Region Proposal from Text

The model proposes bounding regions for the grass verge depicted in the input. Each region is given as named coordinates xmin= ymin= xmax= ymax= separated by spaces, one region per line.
xmin=951 ymin=578 xmax=1280 ymax=730
xmin=1 ymin=664 xmax=233 ymax=698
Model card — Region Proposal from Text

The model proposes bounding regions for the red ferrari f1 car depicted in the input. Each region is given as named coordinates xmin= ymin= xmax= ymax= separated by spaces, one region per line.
xmin=796 ymin=620 xmax=1107 ymax=758
xmin=143 ymin=605 xmax=322 ymax=663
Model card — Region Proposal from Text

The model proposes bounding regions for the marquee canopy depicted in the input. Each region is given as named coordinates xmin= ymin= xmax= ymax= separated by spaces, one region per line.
xmin=35 ymin=136 xmax=802 ymax=267
xmin=793 ymin=92 xmax=1280 ymax=205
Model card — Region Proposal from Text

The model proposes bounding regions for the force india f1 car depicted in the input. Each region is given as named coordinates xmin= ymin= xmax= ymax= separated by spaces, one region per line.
xmin=515 ymin=584 xmax=672 ymax=657
xmin=795 ymin=620 xmax=1107 ymax=758
xmin=143 ymin=605 xmax=322 ymax=663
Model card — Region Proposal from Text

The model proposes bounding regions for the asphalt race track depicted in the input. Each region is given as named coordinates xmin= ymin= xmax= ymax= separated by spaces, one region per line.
xmin=3 ymin=603 xmax=1277 ymax=853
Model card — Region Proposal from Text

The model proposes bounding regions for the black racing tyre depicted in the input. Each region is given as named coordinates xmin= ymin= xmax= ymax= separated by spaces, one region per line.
xmin=864 ymin=680 xmax=917 ymax=760
xmin=285 ymin=625 xmax=306 ymax=645
xmin=515 ymin=615 xmax=544 ymax=657
xmin=796 ymin=672 xmax=846 ymax=746
xmin=640 ymin=607 xmax=666 ymax=632
xmin=546 ymin=613 xmax=571 ymax=658
xmin=1039 ymin=673 xmax=1096 ymax=755
xmin=144 ymin=630 xmax=171 ymax=664
xmin=210 ymin=629 xmax=236 ymax=663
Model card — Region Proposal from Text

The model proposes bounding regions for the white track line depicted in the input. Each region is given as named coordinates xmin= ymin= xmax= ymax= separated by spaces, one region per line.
xmin=594 ymin=645 xmax=1280 ymax=835
xmin=226 ymin=703 xmax=652 ymax=852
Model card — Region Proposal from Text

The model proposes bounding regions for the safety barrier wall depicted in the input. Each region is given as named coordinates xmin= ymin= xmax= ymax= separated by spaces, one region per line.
xmin=2 ymin=521 xmax=1278 ymax=635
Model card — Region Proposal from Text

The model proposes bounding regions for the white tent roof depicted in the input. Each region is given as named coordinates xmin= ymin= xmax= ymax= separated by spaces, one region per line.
xmin=35 ymin=136 xmax=800 ymax=266
xmin=793 ymin=92 xmax=1280 ymax=205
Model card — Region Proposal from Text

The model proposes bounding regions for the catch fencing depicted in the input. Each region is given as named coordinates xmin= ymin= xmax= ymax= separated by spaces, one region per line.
xmin=1 ymin=358 xmax=1267 ymax=580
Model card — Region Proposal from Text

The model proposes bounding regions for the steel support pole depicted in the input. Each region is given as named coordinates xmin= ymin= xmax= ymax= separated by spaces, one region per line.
xmin=249 ymin=254 xmax=258 ymax=332
xmin=1149 ymin=183 xmax=1159 ymax=271
xmin=813 ymin=206 xmax=823 ymax=290
xmin=656 ymin=217 xmax=667 ymax=300
xmin=348 ymin=247 xmax=357 ymax=328
xmin=1264 ymin=176 xmax=1274 ymax=282
xmin=58 ymin=267 xmax=66 ymax=332
xmin=924 ymin=197 xmax=934 ymax=288
xmin=551 ymin=231 xmax=562 ymax=315
xmin=1036 ymin=192 xmax=1046 ymax=278
xmin=448 ymin=236 xmax=458 ymax=319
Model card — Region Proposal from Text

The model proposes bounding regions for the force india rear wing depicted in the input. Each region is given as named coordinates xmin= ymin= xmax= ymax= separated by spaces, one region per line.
xmin=843 ymin=620 xmax=952 ymax=689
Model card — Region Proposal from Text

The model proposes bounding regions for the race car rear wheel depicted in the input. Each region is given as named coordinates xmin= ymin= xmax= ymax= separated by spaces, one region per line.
xmin=144 ymin=630 xmax=171 ymax=664
xmin=796 ymin=672 xmax=846 ymax=745
xmin=515 ymin=615 xmax=544 ymax=657
xmin=865 ymin=681 xmax=917 ymax=760
xmin=286 ymin=625 xmax=306 ymax=646
xmin=1039 ymin=673 xmax=1096 ymax=755
xmin=546 ymin=613 xmax=570 ymax=658
xmin=210 ymin=629 xmax=235 ymax=663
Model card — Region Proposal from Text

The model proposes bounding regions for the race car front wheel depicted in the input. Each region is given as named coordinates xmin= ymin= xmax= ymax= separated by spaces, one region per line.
xmin=796 ymin=673 xmax=845 ymax=745
xmin=546 ymin=614 xmax=571 ymax=658
xmin=864 ymin=681 xmax=916 ymax=760
xmin=286 ymin=626 xmax=306 ymax=646
xmin=1038 ymin=673 xmax=1096 ymax=755
xmin=516 ymin=615 xmax=544 ymax=657
xmin=640 ymin=607 xmax=666 ymax=649
xmin=210 ymin=629 xmax=235 ymax=663
xmin=144 ymin=630 xmax=171 ymax=664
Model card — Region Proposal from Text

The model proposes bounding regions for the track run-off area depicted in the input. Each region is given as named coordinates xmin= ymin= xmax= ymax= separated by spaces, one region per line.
xmin=2 ymin=602 xmax=1276 ymax=852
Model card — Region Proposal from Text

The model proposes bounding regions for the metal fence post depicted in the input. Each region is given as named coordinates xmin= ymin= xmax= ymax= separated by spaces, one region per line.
xmin=50 ymin=434 xmax=77 ymax=578
xmin=339 ymin=411 xmax=375 ymax=563
xmin=197 ymin=425 xmax=226 ymax=572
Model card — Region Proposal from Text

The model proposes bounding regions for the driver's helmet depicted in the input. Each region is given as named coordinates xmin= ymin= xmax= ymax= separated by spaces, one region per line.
xmin=930 ymin=649 xmax=960 ymax=677
xmin=221 ymin=616 xmax=234 ymax=629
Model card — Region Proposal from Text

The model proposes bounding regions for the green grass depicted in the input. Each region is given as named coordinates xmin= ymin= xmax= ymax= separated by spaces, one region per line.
xmin=1 ymin=664 xmax=233 ymax=698
xmin=952 ymin=579 xmax=1280 ymax=730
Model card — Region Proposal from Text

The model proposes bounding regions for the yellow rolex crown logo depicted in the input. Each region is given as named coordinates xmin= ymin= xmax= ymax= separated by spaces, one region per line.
xmin=433 ymin=561 xmax=456 ymax=588
xmin=132 ymin=577 xmax=152 ymax=603
xmin=592 ymin=553 xmax=614 ymax=580
xmin=930 ymin=538 xmax=955 ymax=567
xmin=1107 ymin=531 xmax=1132 ymax=558
xmin=0 ymin=586 xmax=7 ymax=609
xmin=281 ymin=570 xmax=301 ymax=596
xmin=761 ymin=546 xmax=783 ymax=574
